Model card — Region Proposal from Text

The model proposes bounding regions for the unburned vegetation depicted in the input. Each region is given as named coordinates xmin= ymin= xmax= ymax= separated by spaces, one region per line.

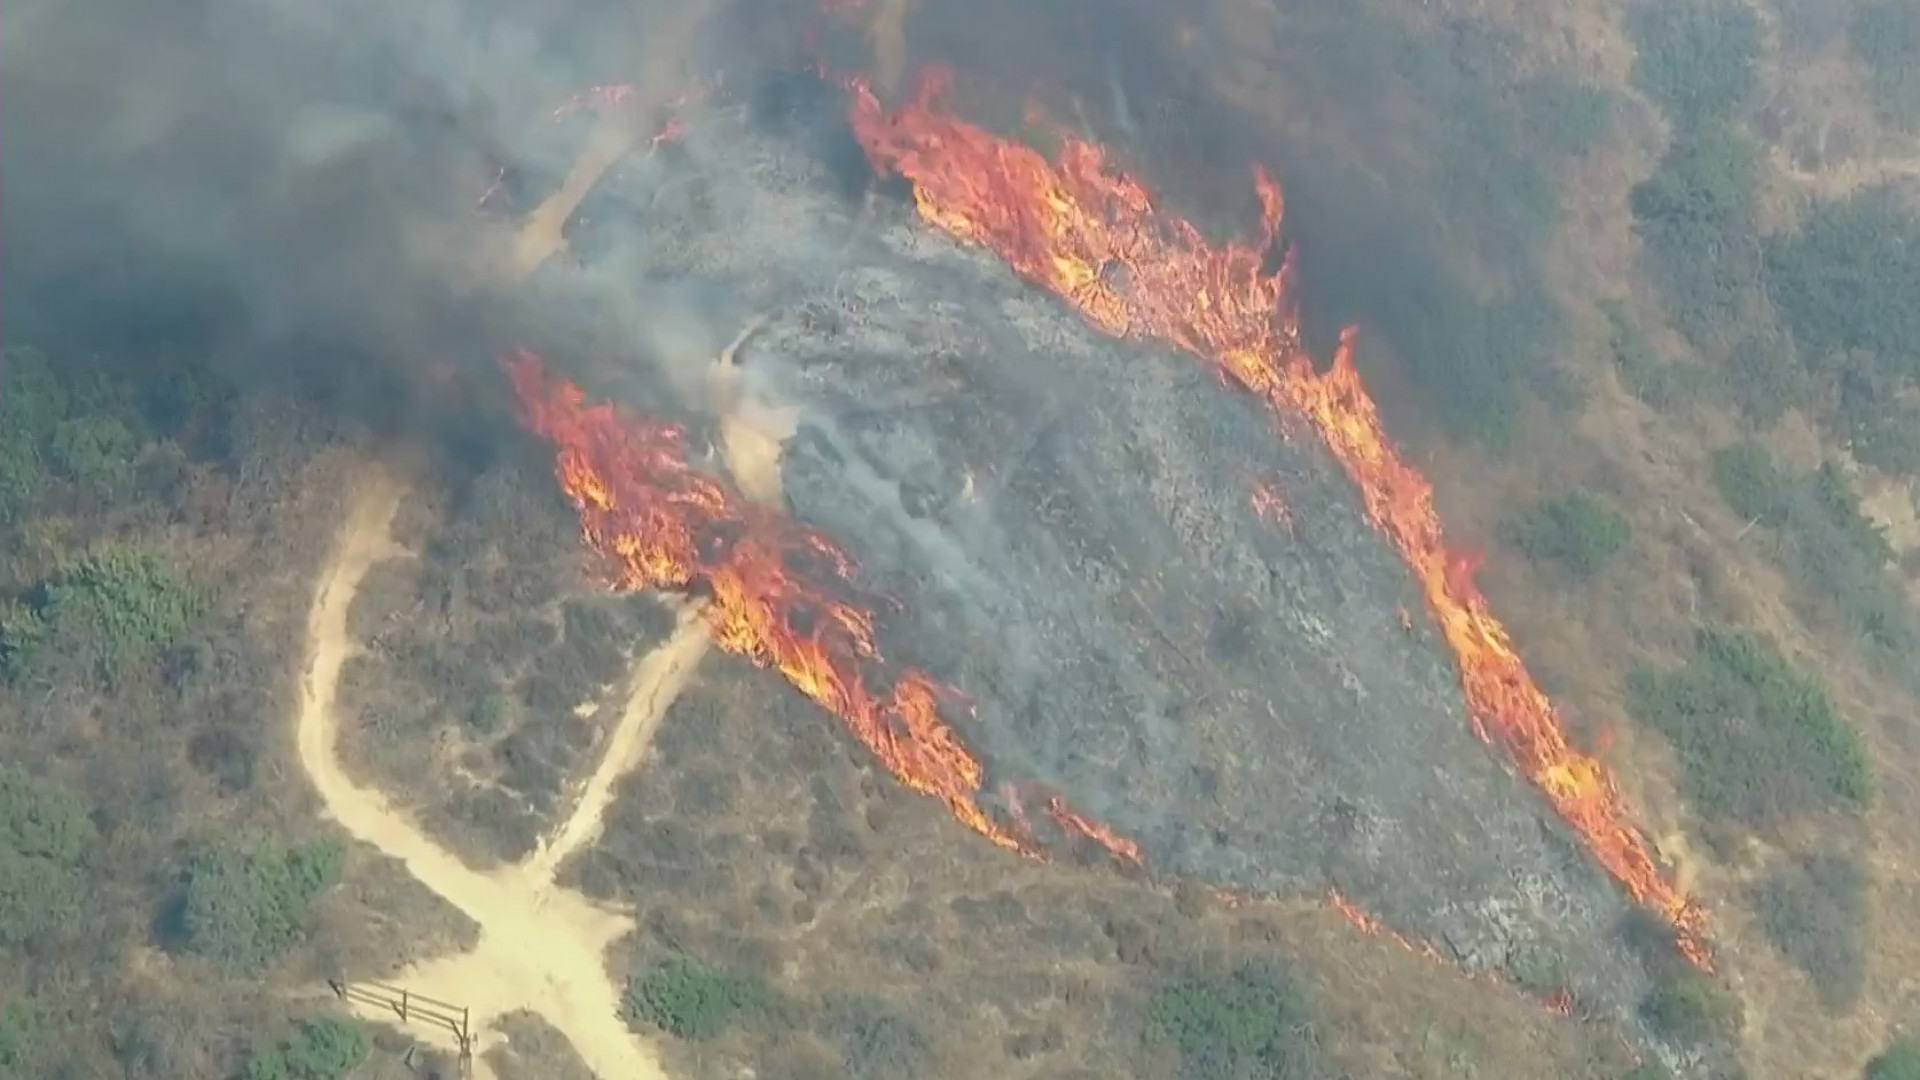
xmin=1625 ymin=626 xmax=1867 ymax=829
xmin=335 ymin=450 xmax=677 ymax=863
xmin=552 ymin=646 xmax=1640 ymax=1080
xmin=0 ymin=342 xmax=468 ymax=1076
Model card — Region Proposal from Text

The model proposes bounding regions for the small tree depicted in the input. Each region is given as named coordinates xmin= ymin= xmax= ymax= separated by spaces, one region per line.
xmin=625 ymin=956 xmax=771 ymax=1040
xmin=1640 ymin=969 xmax=1742 ymax=1044
xmin=175 ymin=840 xmax=344 ymax=971
xmin=245 ymin=1016 xmax=370 ymax=1080
xmin=1145 ymin=960 xmax=1317 ymax=1080
xmin=0 ymin=768 xmax=93 ymax=950
xmin=1505 ymin=491 xmax=1632 ymax=576
xmin=1627 ymin=0 xmax=1762 ymax=127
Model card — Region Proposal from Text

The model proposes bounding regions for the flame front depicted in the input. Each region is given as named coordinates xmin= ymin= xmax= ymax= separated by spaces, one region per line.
xmin=505 ymin=349 xmax=1026 ymax=850
xmin=848 ymin=68 xmax=1710 ymax=966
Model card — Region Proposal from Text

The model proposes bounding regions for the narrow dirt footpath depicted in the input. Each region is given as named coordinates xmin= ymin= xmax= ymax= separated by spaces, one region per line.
xmin=529 ymin=600 xmax=713 ymax=880
xmin=298 ymin=466 xmax=709 ymax=1080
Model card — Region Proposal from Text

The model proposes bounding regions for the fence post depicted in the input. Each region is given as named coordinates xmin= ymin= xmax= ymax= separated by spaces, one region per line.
xmin=400 ymin=989 xmax=409 ymax=1023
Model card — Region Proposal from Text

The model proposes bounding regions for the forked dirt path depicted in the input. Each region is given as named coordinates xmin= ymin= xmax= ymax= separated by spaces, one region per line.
xmin=298 ymin=467 xmax=714 ymax=1079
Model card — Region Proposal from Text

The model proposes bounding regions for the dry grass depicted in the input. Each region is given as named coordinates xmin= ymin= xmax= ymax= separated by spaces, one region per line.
xmin=1172 ymin=0 xmax=1920 ymax=1076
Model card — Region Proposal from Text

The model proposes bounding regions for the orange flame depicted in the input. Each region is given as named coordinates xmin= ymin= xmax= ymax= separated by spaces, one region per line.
xmin=1045 ymin=794 xmax=1146 ymax=867
xmin=847 ymin=67 xmax=1710 ymax=967
xmin=551 ymin=83 xmax=637 ymax=122
xmin=1249 ymin=479 xmax=1292 ymax=531
xmin=1328 ymin=888 xmax=1447 ymax=962
xmin=505 ymin=349 xmax=1027 ymax=851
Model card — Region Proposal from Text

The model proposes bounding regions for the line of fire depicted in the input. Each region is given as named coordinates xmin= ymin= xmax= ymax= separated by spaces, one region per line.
xmin=498 ymin=27 xmax=1712 ymax=989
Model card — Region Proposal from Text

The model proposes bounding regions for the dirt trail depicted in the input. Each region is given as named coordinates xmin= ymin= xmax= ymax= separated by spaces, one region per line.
xmin=298 ymin=467 xmax=710 ymax=1080
xmin=529 ymin=600 xmax=714 ymax=880
xmin=506 ymin=1 xmax=716 ymax=279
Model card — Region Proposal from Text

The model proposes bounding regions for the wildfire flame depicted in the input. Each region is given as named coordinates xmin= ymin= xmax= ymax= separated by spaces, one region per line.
xmin=1045 ymin=794 xmax=1146 ymax=866
xmin=551 ymin=83 xmax=637 ymax=122
xmin=505 ymin=349 xmax=1028 ymax=850
xmin=1328 ymin=888 xmax=1446 ymax=963
xmin=1249 ymin=479 xmax=1292 ymax=531
xmin=847 ymin=67 xmax=1711 ymax=967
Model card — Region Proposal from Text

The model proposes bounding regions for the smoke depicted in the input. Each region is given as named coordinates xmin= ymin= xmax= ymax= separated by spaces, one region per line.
xmin=0 ymin=0 xmax=780 ymax=432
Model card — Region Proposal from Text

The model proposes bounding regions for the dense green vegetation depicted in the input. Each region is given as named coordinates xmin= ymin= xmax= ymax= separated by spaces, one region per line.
xmin=1629 ymin=123 xmax=1763 ymax=350
xmin=1 ymin=546 xmax=203 ymax=684
xmin=1144 ymin=961 xmax=1316 ymax=1080
xmin=1710 ymin=442 xmax=1911 ymax=655
xmin=625 ymin=955 xmax=773 ymax=1040
xmin=0 ymin=1001 xmax=39 ymax=1073
xmin=1750 ymin=852 xmax=1868 ymax=1011
xmin=1505 ymin=491 xmax=1633 ymax=576
xmin=1850 ymin=1 xmax=1920 ymax=131
xmin=1638 ymin=968 xmax=1744 ymax=1046
xmin=171 ymin=839 xmax=345 ymax=972
xmin=1625 ymin=627 xmax=1868 ymax=828
xmin=1622 ymin=0 xmax=1767 ymax=355
xmin=1764 ymin=186 xmax=1920 ymax=472
xmin=243 ymin=1016 xmax=371 ymax=1080
xmin=1724 ymin=332 xmax=1806 ymax=428
xmin=0 ymin=766 xmax=95 ymax=955
xmin=1765 ymin=188 xmax=1920 ymax=371
xmin=1868 ymin=1039 xmax=1920 ymax=1080
xmin=1626 ymin=0 xmax=1761 ymax=130
xmin=1602 ymin=300 xmax=1708 ymax=410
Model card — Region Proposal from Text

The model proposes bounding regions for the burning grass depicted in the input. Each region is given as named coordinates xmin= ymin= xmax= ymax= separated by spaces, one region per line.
xmin=504 ymin=350 xmax=1143 ymax=868
xmin=845 ymin=66 xmax=1712 ymax=966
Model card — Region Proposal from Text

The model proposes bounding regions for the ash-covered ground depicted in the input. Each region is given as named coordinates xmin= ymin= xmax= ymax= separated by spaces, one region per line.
xmin=522 ymin=75 xmax=1654 ymax=1017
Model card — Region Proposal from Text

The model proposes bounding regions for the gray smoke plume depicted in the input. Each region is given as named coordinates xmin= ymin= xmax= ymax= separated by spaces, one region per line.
xmin=0 ymin=0 xmax=787 ymax=421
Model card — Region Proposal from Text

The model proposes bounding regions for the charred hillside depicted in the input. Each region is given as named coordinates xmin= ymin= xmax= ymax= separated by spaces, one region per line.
xmin=525 ymin=82 xmax=1660 ymax=1023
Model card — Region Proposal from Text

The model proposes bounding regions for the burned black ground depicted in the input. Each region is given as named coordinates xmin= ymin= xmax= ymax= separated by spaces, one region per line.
xmin=529 ymin=83 xmax=1662 ymax=1027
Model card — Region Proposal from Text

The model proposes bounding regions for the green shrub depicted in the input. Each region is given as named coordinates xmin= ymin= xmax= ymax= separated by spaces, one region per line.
xmin=0 ymin=848 xmax=85 ymax=950
xmin=1145 ymin=960 xmax=1316 ymax=1080
xmin=1626 ymin=0 xmax=1762 ymax=128
xmin=1602 ymin=301 xmax=1712 ymax=409
xmin=1851 ymin=2 xmax=1920 ymax=132
xmin=1711 ymin=442 xmax=1789 ymax=523
xmin=468 ymin=692 xmax=510 ymax=735
xmin=1808 ymin=463 xmax=1893 ymax=566
xmin=1868 ymin=1039 xmax=1920 ymax=1080
xmin=48 ymin=414 xmax=140 ymax=492
xmin=175 ymin=839 xmax=344 ymax=971
xmin=0 ymin=767 xmax=94 ymax=950
xmin=2 ymin=546 xmax=203 ymax=684
xmin=1839 ymin=375 xmax=1920 ymax=474
xmin=1623 ymin=1064 xmax=1675 ymax=1080
xmin=1517 ymin=77 xmax=1614 ymax=157
xmin=1625 ymin=627 xmax=1869 ymax=827
xmin=0 ymin=346 xmax=161 ymax=519
xmin=1766 ymin=186 xmax=1920 ymax=377
xmin=1750 ymin=853 xmax=1867 ymax=1011
xmin=0 ymin=764 xmax=94 ymax=865
xmin=1630 ymin=123 xmax=1763 ymax=348
xmin=625 ymin=956 xmax=771 ymax=1040
xmin=1710 ymin=444 xmax=1913 ymax=655
xmin=0 ymin=1002 xmax=38 ymax=1071
xmin=1726 ymin=333 xmax=1806 ymax=426
xmin=1506 ymin=491 xmax=1633 ymax=576
xmin=821 ymin=997 xmax=930 ymax=1080
xmin=1640 ymin=969 xmax=1743 ymax=1045
xmin=244 ymin=1016 xmax=370 ymax=1080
